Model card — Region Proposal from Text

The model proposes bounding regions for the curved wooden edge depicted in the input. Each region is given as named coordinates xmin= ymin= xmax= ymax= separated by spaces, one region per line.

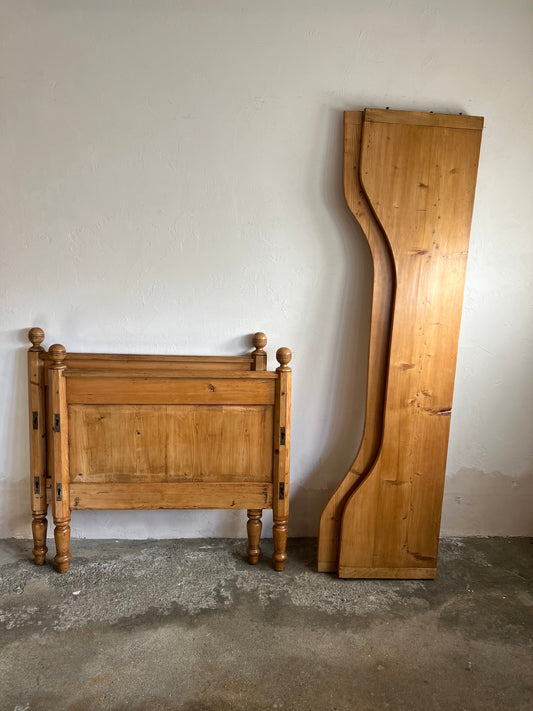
xmin=337 ymin=110 xmax=482 ymax=577
xmin=317 ymin=112 xmax=395 ymax=572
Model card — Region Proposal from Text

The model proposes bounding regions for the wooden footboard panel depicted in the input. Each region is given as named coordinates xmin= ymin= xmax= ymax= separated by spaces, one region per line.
xmin=68 ymin=404 xmax=274 ymax=484
xmin=27 ymin=331 xmax=291 ymax=573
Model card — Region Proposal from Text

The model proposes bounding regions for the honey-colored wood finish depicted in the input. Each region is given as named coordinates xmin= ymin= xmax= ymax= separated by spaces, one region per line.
xmin=48 ymin=344 xmax=72 ymax=573
xmin=68 ymin=405 xmax=274 ymax=483
xmin=251 ymin=332 xmax=268 ymax=372
xmin=272 ymin=348 xmax=292 ymax=571
xmin=69 ymin=482 xmax=272 ymax=509
xmin=65 ymin=374 xmax=276 ymax=406
xmin=317 ymin=112 xmax=394 ymax=573
xmin=364 ymin=109 xmax=484 ymax=131
xmin=42 ymin=352 xmax=255 ymax=371
xmin=319 ymin=108 xmax=483 ymax=579
xmin=246 ymin=509 xmax=262 ymax=564
xmin=28 ymin=328 xmax=48 ymax=565
xmin=27 ymin=330 xmax=291 ymax=573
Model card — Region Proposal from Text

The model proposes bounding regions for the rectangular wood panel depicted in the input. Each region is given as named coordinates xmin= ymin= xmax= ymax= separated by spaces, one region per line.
xmin=70 ymin=482 xmax=273 ymax=510
xmin=66 ymin=376 xmax=276 ymax=405
xmin=43 ymin=352 xmax=254 ymax=372
xmin=334 ymin=109 xmax=482 ymax=578
xmin=364 ymin=108 xmax=484 ymax=130
xmin=338 ymin=566 xmax=436 ymax=579
xmin=68 ymin=404 xmax=274 ymax=484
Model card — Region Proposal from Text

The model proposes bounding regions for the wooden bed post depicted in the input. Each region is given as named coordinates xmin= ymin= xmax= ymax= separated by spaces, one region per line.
xmin=28 ymin=328 xmax=48 ymax=565
xmin=251 ymin=332 xmax=267 ymax=372
xmin=48 ymin=344 xmax=72 ymax=573
xmin=248 ymin=331 xmax=268 ymax=562
xmin=273 ymin=347 xmax=292 ymax=571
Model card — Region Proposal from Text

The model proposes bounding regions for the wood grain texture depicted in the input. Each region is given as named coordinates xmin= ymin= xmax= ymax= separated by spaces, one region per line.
xmin=66 ymin=375 xmax=276 ymax=406
xmin=337 ymin=109 xmax=483 ymax=577
xmin=70 ymin=482 xmax=273 ymax=510
xmin=63 ymin=369 xmax=277 ymax=379
xmin=48 ymin=345 xmax=72 ymax=573
xmin=28 ymin=331 xmax=291 ymax=572
xmin=272 ymin=348 xmax=292 ymax=571
xmin=338 ymin=566 xmax=437 ymax=579
xmin=68 ymin=404 xmax=274 ymax=483
xmin=246 ymin=509 xmax=262 ymax=564
xmin=28 ymin=329 xmax=48 ymax=565
xmin=251 ymin=332 xmax=268 ymax=372
xmin=317 ymin=112 xmax=394 ymax=572
xmin=43 ymin=352 xmax=255 ymax=372
xmin=364 ymin=108 xmax=484 ymax=130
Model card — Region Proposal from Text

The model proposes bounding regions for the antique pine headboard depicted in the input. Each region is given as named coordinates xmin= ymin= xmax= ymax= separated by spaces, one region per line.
xmin=27 ymin=329 xmax=291 ymax=573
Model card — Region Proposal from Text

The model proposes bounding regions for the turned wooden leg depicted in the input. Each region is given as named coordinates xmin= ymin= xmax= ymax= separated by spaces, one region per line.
xmin=273 ymin=517 xmax=288 ymax=571
xmin=49 ymin=344 xmax=71 ymax=573
xmin=54 ymin=518 xmax=72 ymax=573
xmin=31 ymin=511 xmax=48 ymax=565
xmin=246 ymin=509 xmax=262 ymax=564
xmin=273 ymin=348 xmax=291 ymax=572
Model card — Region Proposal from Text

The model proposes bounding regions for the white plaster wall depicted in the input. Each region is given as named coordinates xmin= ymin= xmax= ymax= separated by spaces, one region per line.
xmin=1 ymin=0 xmax=532 ymax=539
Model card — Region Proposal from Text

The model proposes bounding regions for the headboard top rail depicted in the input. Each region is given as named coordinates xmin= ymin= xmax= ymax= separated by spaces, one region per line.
xmin=41 ymin=352 xmax=254 ymax=364
xmin=62 ymin=368 xmax=279 ymax=380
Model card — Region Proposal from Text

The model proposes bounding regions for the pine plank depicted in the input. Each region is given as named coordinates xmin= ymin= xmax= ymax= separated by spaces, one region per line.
xmin=70 ymin=482 xmax=273 ymax=510
xmin=317 ymin=111 xmax=394 ymax=572
xmin=336 ymin=110 xmax=482 ymax=576
xmin=68 ymin=404 xmax=274 ymax=484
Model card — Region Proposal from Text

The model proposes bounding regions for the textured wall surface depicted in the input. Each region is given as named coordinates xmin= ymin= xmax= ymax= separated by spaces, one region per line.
xmin=1 ymin=0 xmax=532 ymax=539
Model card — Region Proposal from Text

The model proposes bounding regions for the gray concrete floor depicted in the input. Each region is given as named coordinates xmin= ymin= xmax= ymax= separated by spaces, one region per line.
xmin=0 ymin=537 xmax=532 ymax=711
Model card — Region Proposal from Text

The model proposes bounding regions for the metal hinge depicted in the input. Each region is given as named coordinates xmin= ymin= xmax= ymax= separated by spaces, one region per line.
xmin=53 ymin=414 xmax=61 ymax=433
xmin=280 ymin=427 xmax=286 ymax=446
xmin=279 ymin=482 xmax=285 ymax=500
xmin=34 ymin=476 xmax=40 ymax=495
xmin=32 ymin=411 xmax=38 ymax=430
xmin=56 ymin=483 xmax=62 ymax=501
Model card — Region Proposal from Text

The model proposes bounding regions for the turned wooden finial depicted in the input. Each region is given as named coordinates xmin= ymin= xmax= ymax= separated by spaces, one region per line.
xmin=28 ymin=327 xmax=45 ymax=351
xmin=276 ymin=347 xmax=292 ymax=372
xmin=251 ymin=332 xmax=268 ymax=372
xmin=253 ymin=332 xmax=267 ymax=353
xmin=49 ymin=344 xmax=67 ymax=369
